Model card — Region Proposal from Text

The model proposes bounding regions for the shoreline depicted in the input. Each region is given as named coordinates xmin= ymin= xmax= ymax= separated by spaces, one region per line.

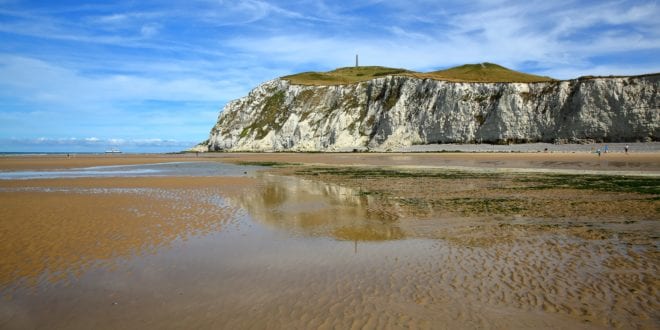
xmin=196 ymin=141 xmax=660 ymax=153
xmin=391 ymin=141 xmax=660 ymax=153
xmin=1 ymin=151 xmax=659 ymax=175
xmin=3 ymin=142 xmax=659 ymax=156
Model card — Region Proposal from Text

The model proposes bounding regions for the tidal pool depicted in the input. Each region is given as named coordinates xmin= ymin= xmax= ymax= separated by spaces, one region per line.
xmin=0 ymin=163 xmax=657 ymax=329
xmin=0 ymin=161 xmax=260 ymax=180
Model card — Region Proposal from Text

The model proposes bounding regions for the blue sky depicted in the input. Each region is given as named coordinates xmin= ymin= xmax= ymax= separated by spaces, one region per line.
xmin=1 ymin=0 xmax=658 ymax=152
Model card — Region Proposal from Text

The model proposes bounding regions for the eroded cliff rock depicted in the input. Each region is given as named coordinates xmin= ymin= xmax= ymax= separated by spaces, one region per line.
xmin=203 ymin=74 xmax=658 ymax=151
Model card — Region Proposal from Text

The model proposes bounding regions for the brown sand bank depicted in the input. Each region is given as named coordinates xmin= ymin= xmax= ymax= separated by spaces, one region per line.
xmin=0 ymin=154 xmax=206 ymax=170
xmin=2 ymin=152 xmax=659 ymax=173
xmin=0 ymin=176 xmax=254 ymax=287
xmin=224 ymin=168 xmax=659 ymax=328
xmin=251 ymin=166 xmax=659 ymax=328
xmin=0 ymin=155 xmax=658 ymax=329
xmin=215 ymin=152 xmax=660 ymax=174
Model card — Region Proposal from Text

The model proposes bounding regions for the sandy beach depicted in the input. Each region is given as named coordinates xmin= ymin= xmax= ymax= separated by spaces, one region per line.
xmin=2 ymin=0 xmax=658 ymax=328
xmin=2 ymin=150 xmax=659 ymax=173
xmin=216 ymin=151 xmax=660 ymax=174
xmin=0 ymin=153 xmax=658 ymax=329
xmin=0 ymin=154 xmax=205 ymax=170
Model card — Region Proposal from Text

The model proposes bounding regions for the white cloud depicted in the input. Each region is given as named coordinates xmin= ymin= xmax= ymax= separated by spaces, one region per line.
xmin=0 ymin=55 xmax=247 ymax=105
xmin=7 ymin=137 xmax=193 ymax=146
xmin=225 ymin=0 xmax=660 ymax=78
xmin=534 ymin=63 xmax=660 ymax=80
xmin=95 ymin=13 xmax=130 ymax=24
xmin=0 ymin=0 xmax=658 ymax=152
xmin=0 ymin=54 xmax=244 ymax=143
xmin=140 ymin=23 xmax=160 ymax=37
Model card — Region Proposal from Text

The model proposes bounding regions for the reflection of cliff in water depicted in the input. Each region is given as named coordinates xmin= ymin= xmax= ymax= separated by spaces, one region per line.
xmin=237 ymin=174 xmax=405 ymax=241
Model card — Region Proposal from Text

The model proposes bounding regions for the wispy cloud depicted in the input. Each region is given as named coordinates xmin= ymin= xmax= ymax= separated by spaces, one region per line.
xmin=6 ymin=137 xmax=194 ymax=147
xmin=0 ymin=0 xmax=658 ymax=152
xmin=0 ymin=137 xmax=197 ymax=152
xmin=140 ymin=23 xmax=160 ymax=38
xmin=0 ymin=55 xmax=239 ymax=105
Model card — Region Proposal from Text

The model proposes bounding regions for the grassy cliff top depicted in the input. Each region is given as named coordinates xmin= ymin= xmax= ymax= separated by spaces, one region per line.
xmin=281 ymin=66 xmax=413 ymax=85
xmin=415 ymin=63 xmax=555 ymax=83
xmin=282 ymin=63 xmax=555 ymax=85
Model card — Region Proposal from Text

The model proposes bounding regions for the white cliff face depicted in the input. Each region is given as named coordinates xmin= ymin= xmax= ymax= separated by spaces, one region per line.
xmin=205 ymin=74 xmax=659 ymax=151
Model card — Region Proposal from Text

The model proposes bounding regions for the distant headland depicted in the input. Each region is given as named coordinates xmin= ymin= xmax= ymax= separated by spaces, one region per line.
xmin=194 ymin=63 xmax=658 ymax=152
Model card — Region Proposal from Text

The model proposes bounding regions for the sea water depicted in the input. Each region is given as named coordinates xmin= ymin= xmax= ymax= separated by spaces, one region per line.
xmin=0 ymin=161 xmax=264 ymax=180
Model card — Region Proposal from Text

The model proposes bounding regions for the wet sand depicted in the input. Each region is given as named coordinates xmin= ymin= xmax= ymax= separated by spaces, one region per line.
xmin=0 ymin=154 xmax=658 ymax=329
xmin=0 ymin=154 xmax=206 ymax=170
xmin=0 ymin=177 xmax=251 ymax=286
xmin=2 ymin=151 xmax=660 ymax=173
xmin=218 ymin=152 xmax=660 ymax=174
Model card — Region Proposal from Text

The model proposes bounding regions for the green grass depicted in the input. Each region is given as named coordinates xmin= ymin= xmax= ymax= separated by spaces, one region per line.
xmin=282 ymin=66 xmax=412 ymax=85
xmin=416 ymin=63 xmax=554 ymax=83
xmin=282 ymin=63 xmax=555 ymax=85
xmin=241 ymin=91 xmax=286 ymax=139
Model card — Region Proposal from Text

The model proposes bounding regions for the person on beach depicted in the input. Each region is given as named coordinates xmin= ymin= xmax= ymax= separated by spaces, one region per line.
xmin=604 ymin=145 xmax=609 ymax=153
xmin=596 ymin=148 xmax=601 ymax=157
xmin=625 ymin=144 xmax=629 ymax=154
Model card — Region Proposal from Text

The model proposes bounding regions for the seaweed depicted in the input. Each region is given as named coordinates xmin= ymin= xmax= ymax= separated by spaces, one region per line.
xmin=518 ymin=174 xmax=660 ymax=195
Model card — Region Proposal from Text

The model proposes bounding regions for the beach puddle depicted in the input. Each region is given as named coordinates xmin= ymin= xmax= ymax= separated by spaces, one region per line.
xmin=0 ymin=161 xmax=260 ymax=180
xmin=0 ymin=163 xmax=658 ymax=329
xmin=237 ymin=174 xmax=405 ymax=241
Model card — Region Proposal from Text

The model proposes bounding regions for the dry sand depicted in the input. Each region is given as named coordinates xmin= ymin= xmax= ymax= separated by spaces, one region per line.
xmin=0 ymin=153 xmax=658 ymax=329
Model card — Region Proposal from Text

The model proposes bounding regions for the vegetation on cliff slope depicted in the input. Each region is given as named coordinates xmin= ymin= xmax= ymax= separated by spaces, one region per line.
xmin=416 ymin=63 xmax=555 ymax=83
xmin=282 ymin=66 xmax=412 ymax=85
xmin=282 ymin=63 xmax=555 ymax=85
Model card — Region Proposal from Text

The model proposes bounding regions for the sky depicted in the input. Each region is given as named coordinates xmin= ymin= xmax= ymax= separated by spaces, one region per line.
xmin=0 ymin=0 xmax=658 ymax=152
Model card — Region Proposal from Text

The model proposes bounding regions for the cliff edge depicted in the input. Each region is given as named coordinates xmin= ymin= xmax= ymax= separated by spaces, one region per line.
xmin=201 ymin=64 xmax=659 ymax=152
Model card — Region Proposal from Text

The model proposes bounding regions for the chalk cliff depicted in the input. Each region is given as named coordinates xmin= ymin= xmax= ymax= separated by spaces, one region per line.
xmin=201 ymin=73 xmax=659 ymax=151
